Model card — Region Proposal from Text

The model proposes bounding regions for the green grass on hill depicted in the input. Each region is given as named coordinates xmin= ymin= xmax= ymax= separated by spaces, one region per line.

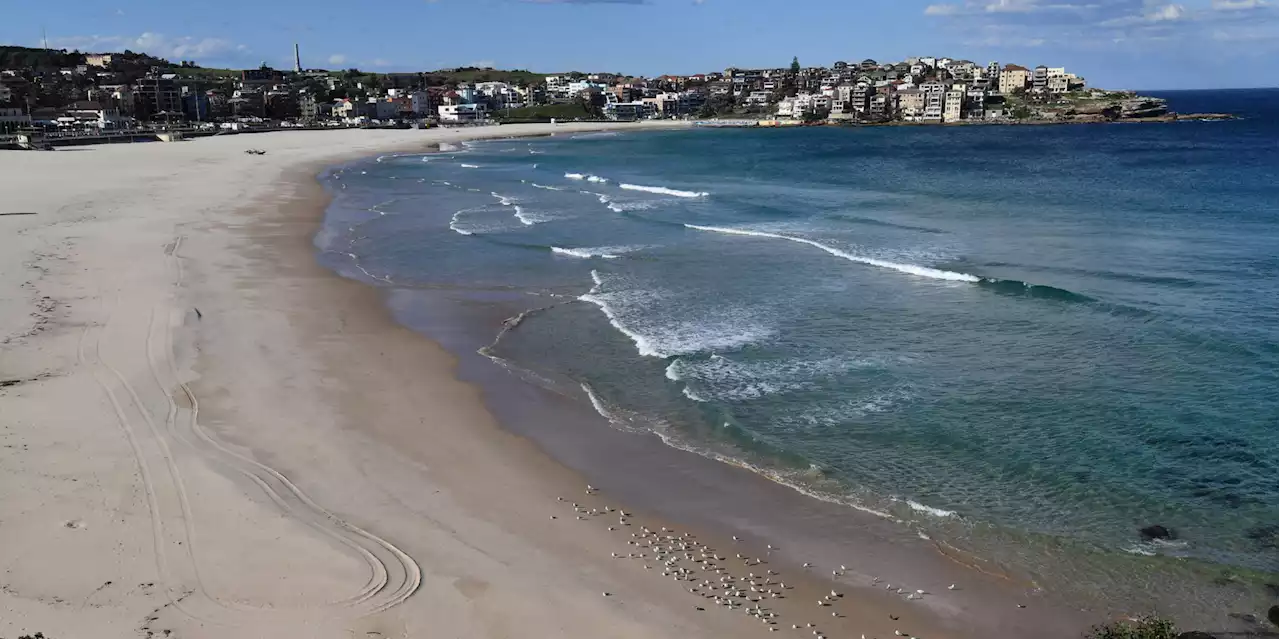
xmin=428 ymin=67 xmax=546 ymax=86
xmin=494 ymin=103 xmax=597 ymax=122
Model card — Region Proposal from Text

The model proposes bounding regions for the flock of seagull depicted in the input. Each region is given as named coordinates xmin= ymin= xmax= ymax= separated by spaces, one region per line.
xmin=552 ymin=484 xmax=966 ymax=639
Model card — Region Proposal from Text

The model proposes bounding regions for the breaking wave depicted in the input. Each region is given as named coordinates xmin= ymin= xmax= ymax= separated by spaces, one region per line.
xmin=566 ymin=172 xmax=608 ymax=182
xmin=448 ymin=209 xmax=474 ymax=236
xmin=619 ymin=183 xmax=709 ymax=198
xmin=684 ymin=224 xmax=979 ymax=282
xmin=606 ymin=201 xmax=658 ymax=213
xmin=460 ymin=163 xmax=481 ymax=168
xmin=578 ymin=270 xmax=772 ymax=358
xmin=551 ymin=246 xmax=627 ymax=259
xmin=906 ymin=500 xmax=958 ymax=519
xmin=664 ymin=353 xmax=883 ymax=402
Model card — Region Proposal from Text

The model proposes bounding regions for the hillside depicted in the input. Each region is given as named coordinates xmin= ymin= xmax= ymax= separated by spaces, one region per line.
xmin=425 ymin=67 xmax=547 ymax=86
xmin=0 ymin=45 xmax=86 ymax=70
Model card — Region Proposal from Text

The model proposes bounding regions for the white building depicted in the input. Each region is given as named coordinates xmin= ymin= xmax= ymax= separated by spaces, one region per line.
xmin=438 ymin=103 xmax=487 ymax=123
xmin=942 ymin=89 xmax=964 ymax=123
xmin=0 ymin=106 xmax=31 ymax=132
xmin=604 ymin=101 xmax=652 ymax=121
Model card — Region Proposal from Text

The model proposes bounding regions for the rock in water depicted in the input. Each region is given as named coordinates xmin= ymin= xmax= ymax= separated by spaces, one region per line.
xmin=1139 ymin=525 xmax=1175 ymax=540
xmin=1175 ymin=632 xmax=1217 ymax=639
xmin=1268 ymin=604 xmax=1277 ymax=625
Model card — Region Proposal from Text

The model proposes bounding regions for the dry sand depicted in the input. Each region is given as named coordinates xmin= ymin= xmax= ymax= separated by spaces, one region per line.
xmin=1 ymin=123 xmax=998 ymax=639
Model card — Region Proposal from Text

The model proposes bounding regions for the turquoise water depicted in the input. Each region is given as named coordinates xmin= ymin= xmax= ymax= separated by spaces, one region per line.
xmin=319 ymin=89 xmax=1277 ymax=612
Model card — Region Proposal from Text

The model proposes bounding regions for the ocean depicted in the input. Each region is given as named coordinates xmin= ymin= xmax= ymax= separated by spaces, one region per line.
xmin=317 ymin=89 xmax=1278 ymax=626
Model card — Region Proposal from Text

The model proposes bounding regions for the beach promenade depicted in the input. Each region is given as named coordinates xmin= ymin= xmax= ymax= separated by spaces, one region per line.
xmin=0 ymin=124 xmax=1077 ymax=639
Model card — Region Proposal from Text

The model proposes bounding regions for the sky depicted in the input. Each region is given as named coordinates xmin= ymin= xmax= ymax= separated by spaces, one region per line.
xmin=3 ymin=0 xmax=1276 ymax=90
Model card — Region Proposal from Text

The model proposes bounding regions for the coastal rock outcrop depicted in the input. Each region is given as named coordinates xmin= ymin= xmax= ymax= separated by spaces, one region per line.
xmin=1121 ymin=97 xmax=1169 ymax=118
xmin=1176 ymin=632 xmax=1217 ymax=639
xmin=1139 ymin=524 xmax=1175 ymax=540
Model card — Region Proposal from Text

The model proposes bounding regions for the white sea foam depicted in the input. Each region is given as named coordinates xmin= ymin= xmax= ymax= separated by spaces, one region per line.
xmin=620 ymin=183 xmax=709 ymax=198
xmin=448 ymin=210 xmax=474 ymax=235
xmin=460 ymin=163 xmax=481 ymax=168
xmin=437 ymin=142 xmax=461 ymax=152
xmin=666 ymin=353 xmax=881 ymax=402
xmin=606 ymin=200 xmax=658 ymax=213
xmin=579 ymin=271 xmax=771 ymax=358
xmin=684 ymin=224 xmax=980 ymax=282
xmin=565 ymin=172 xmax=586 ymax=180
xmin=491 ymin=192 xmax=517 ymax=206
xmin=551 ymin=246 xmax=638 ymax=259
xmin=529 ymin=182 xmax=565 ymax=191
xmin=906 ymin=500 xmax=958 ymax=519
xmin=1124 ymin=545 xmax=1158 ymax=556
xmin=586 ymin=175 xmax=608 ymax=183
xmin=682 ymin=386 xmax=708 ymax=402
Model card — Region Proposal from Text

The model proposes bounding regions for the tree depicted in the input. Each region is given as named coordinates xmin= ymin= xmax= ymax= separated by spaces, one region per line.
xmin=696 ymin=93 xmax=735 ymax=118
xmin=790 ymin=56 xmax=800 ymax=74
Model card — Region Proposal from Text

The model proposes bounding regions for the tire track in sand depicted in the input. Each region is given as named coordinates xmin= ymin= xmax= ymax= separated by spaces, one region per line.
xmin=158 ymin=235 xmax=420 ymax=616
xmin=77 ymin=236 xmax=420 ymax=630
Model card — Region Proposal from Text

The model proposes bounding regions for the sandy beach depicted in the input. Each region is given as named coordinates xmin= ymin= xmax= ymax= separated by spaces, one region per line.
xmin=0 ymin=123 xmax=1085 ymax=639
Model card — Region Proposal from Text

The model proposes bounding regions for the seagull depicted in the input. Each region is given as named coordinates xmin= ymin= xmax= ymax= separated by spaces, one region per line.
xmin=602 ymin=592 xmax=610 ymax=597
xmin=916 ymin=589 xmax=926 ymax=595
xmin=803 ymin=562 xmax=812 ymax=568
xmin=830 ymin=590 xmax=840 ymax=598
xmin=586 ymin=484 xmax=595 ymax=491
xmin=948 ymin=584 xmax=957 ymax=590
xmin=556 ymin=497 xmax=564 ymax=501
xmin=840 ymin=565 xmax=847 ymax=571
xmin=549 ymin=515 xmax=557 ymax=520
xmin=1017 ymin=604 xmax=1027 ymax=608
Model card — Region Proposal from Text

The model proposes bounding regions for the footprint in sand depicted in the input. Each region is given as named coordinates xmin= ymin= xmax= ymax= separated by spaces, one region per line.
xmin=63 ymin=519 xmax=88 ymax=530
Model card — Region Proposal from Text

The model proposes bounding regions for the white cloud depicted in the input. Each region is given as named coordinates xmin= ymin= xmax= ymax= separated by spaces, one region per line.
xmin=468 ymin=60 xmax=496 ymax=68
xmin=1211 ymin=0 xmax=1268 ymax=9
xmin=371 ymin=58 xmax=392 ymax=67
xmin=328 ymin=54 xmax=346 ymax=65
xmin=1099 ymin=3 xmax=1184 ymax=26
xmin=924 ymin=0 xmax=1095 ymax=15
xmin=1145 ymin=3 xmax=1184 ymax=20
xmin=924 ymin=3 xmax=963 ymax=14
xmin=46 ymin=32 xmax=246 ymax=61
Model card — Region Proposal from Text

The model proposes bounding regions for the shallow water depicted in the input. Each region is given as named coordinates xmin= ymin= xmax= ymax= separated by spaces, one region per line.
xmin=318 ymin=89 xmax=1278 ymax=626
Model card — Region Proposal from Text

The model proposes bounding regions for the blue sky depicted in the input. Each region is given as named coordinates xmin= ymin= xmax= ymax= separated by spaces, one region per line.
xmin=3 ymin=0 xmax=1275 ymax=89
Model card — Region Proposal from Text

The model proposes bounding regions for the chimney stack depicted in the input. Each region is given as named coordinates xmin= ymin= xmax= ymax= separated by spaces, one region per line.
xmin=294 ymin=43 xmax=302 ymax=73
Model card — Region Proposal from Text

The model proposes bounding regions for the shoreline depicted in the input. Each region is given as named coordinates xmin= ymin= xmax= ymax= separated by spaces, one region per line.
xmin=0 ymin=124 xmax=1260 ymax=639
xmin=314 ymin=134 xmax=1104 ymax=637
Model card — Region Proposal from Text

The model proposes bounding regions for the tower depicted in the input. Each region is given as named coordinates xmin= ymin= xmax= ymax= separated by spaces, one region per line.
xmin=294 ymin=43 xmax=302 ymax=73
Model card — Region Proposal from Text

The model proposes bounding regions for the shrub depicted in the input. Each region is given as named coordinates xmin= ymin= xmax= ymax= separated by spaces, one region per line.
xmin=1085 ymin=616 xmax=1178 ymax=639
